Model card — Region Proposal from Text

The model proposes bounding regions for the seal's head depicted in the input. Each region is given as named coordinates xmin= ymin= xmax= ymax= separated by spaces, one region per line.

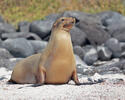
xmin=53 ymin=17 xmax=75 ymax=32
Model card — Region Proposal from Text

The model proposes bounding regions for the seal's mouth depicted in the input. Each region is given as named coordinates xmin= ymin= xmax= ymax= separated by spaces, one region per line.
xmin=63 ymin=21 xmax=74 ymax=29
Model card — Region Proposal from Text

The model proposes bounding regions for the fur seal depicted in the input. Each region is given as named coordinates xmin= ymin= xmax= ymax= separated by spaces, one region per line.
xmin=9 ymin=17 xmax=80 ymax=85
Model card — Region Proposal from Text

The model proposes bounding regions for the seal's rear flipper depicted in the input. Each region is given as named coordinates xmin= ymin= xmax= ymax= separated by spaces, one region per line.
xmin=8 ymin=79 xmax=17 ymax=84
xmin=29 ymin=83 xmax=44 ymax=87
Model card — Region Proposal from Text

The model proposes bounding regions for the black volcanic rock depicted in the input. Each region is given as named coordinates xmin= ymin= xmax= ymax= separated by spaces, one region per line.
xmin=97 ymin=11 xmax=125 ymax=42
xmin=0 ymin=58 xmax=23 ymax=70
xmin=83 ymin=46 xmax=98 ymax=65
xmin=18 ymin=21 xmax=30 ymax=32
xmin=29 ymin=40 xmax=47 ymax=53
xmin=97 ymin=46 xmax=112 ymax=61
xmin=2 ymin=38 xmax=34 ymax=57
xmin=73 ymin=45 xmax=85 ymax=59
xmin=70 ymin=26 xmax=86 ymax=46
xmin=0 ymin=48 xmax=13 ymax=59
xmin=1 ymin=32 xmax=41 ymax=40
xmin=30 ymin=14 xmax=59 ymax=39
xmin=77 ymin=18 xmax=110 ymax=45
xmin=0 ymin=15 xmax=5 ymax=23
xmin=0 ymin=23 xmax=16 ymax=35
xmin=97 ymin=11 xmax=125 ymax=27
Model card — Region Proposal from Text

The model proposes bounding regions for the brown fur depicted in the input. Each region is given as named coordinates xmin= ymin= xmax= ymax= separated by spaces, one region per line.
xmin=9 ymin=17 xmax=80 ymax=85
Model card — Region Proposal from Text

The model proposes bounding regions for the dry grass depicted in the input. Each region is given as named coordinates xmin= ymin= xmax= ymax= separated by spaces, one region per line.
xmin=0 ymin=0 xmax=124 ymax=26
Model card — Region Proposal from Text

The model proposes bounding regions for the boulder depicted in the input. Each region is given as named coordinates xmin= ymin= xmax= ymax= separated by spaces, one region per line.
xmin=107 ymin=23 xmax=125 ymax=42
xmin=83 ymin=46 xmax=98 ymax=65
xmin=97 ymin=11 xmax=125 ymax=27
xmin=97 ymin=45 xmax=112 ymax=61
xmin=75 ymin=54 xmax=87 ymax=67
xmin=1 ymin=32 xmax=41 ymax=40
xmin=120 ymin=42 xmax=125 ymax=58
xmin=77 ymin=18 xmax=110 ymax=45
xmin=0 ymin=58 xmax=23 ymax=70
xmin=17 ymin=21 xmax=30 ymax=32
xmin=73 ymin=45 xmax=85 ymax=59
xmin=0 ymin=38 xmax=2 ymax=47
xmin=75 ymin=54 xmax=87 ymax=74
xmin=61 ymin=11 xmax=96 ymax=21
xmin=2 ymin=38 xmax=34 ymax=57
xmin=75 ymin=54 xmax=95 ymax=75
xmin=113 ymin=33 xmax=125 ymax=42
xmin=30 ymin=14 xmax=59 ymax=39
xmin=97 ymin=11 xmax=125 ymax=42
xmin=121 ymin=52 xmax=125 ymax=59
xmin=0 ymin=23 xmax=16 ymax=35
xmin=0 ymin=15 xmax=5 ymax=23
xmin=29 ymin=40 xmax=47 ymax=53
xmin=0 ymin=48 xmax=13 ymax=59
xmin=123 ymin=63 xmax=125 ymax=70
xmin=70 ymin=26 xmax=86 ymax=46
xmin=105 ymin=38 xmax=121 ymax=58
xmin=120 ymin=42 xmax=125 ymax=52
xmin=30 ymin=20 xmax=51 ymax=39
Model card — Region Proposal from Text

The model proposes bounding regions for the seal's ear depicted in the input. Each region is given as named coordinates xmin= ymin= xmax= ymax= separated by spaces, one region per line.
xmin=53 ymin=21 xmax=57 ymax=28
xmin=72 ymin=17 xmax=79 ymax=24
xmin=53 ymin=21 xmax=61 ymax=28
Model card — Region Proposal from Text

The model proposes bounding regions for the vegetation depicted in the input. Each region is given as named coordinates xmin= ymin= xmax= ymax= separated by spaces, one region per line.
xmin=0 ymin=0 xmax=125 ymax=26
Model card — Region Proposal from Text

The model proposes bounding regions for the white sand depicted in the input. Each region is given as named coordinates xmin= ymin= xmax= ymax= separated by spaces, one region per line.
xmin=0 ymin=67 xmax=125 ymax=100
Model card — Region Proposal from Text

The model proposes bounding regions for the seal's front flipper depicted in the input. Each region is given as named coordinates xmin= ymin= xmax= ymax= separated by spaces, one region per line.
xmin=36 ymin=67 xmax=46 ymax=85
xmin=71 ymin=69 xmax=81 ymax=85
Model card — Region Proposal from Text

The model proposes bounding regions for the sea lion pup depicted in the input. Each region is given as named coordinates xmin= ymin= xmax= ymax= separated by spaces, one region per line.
xmin=9 ymin=17 xmax=80 ymax=85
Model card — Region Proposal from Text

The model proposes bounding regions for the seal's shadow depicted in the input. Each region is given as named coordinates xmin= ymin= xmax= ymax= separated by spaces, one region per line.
xmin=6 ymin=81 xmax=103 ymax=89
xmin=29 ymin=81 xmax=102 ymax=87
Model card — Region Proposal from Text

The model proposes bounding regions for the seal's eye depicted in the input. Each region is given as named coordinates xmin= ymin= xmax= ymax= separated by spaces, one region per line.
xmin=61 ymin=19 xmax=65 ymax=22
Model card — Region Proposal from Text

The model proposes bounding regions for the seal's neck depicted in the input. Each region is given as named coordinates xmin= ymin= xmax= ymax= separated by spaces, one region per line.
xmin=52 ymin=29 xmax=73 ymax=51
xmin=43 ymin=28 xmax=73 ymax=58
xmin=51 ymin=29 xmax=71 ymax=42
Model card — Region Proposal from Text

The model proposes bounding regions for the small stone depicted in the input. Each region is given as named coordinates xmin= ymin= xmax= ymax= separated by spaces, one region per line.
xmin=94 ymin=59 xmax=125 ymax=75
xmin=105 ymin=78 xmax=124 ymax=84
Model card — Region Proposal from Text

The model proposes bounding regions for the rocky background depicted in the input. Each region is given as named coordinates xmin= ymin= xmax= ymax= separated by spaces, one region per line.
xmin=0 ymin=11 xmax=125 ymax=100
